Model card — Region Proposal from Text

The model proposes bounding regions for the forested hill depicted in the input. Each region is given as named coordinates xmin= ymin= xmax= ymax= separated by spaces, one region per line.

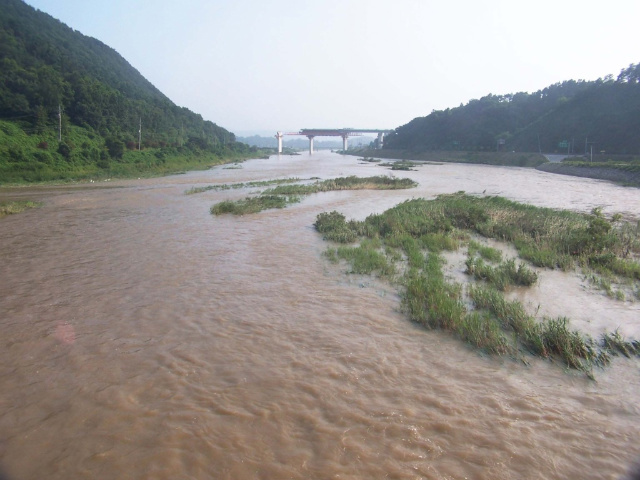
xmin=0 ymin=0 xmax=251 ymax=182
xmin=384 ymin=63 xmax=640 ymax=155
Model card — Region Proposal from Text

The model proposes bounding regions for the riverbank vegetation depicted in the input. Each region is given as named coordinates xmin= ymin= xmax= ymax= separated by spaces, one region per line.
xmin=383 ymin=62 xmax=640 ymax=155
xmin=211 ymin=195 xmax=299 ymax=215
xmin=0 ymin=0 xmax=263 ymax=184
xmin=0 ymin=119 xmax=264 ymax=184
xmin=0 ymin=200 xmax=41 ymax=218
xmin=209 ymin=176 xmax=418 ymax=215
xmin=315 ymin=192 xmax=640 ymax=377
xmin=350 ymin=150 xmax=547 ymax=168
xmin=536 ymin=156 xmax=640 ymax=187
xmin=561 ymin=156 xmax=640 ymax=173
xmin=186 ymin=178 xmax=303 ymax=195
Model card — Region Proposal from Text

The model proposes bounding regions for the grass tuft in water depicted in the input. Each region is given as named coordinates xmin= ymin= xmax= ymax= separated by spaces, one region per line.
xmin=334 ymin=243 xmax=395 ymax=277
xmin=0 ymin=200 xmax=42 ymax=218
xmin=465 ymin=256 xmax=538 ymax=290
xmin=468 ymin=240 xmax=502 ymax=262
xmin=264 ymin=175 xmax=417 ymax=195
xmin=211 ymin=175 xmax=417 ymax=216
xmin=313 ymin=192 xmax=640 ymax=376
xmin=186 ymin=178 xmax=302 ymax=195
xmin=210 ymin=195 xmax=299 ymax=215
xmin=601 ymin=329 xmax=640 ymax=358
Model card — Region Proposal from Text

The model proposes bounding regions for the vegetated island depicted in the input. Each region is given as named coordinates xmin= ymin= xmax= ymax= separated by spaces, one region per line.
xmin=208 ymin=176 xmax=417 ymax=215
xmin=314 ymin=192 xmax=640 ymax=379
xmin=0 ymin=200 xmax=41 ymax=218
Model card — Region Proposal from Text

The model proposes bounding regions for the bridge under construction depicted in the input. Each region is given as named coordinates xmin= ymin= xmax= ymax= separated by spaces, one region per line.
xmin=275 ymin=128 xmax=391 ymax=154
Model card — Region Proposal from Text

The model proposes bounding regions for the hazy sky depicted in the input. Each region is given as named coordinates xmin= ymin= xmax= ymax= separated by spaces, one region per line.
xmin=23 ymin=0 xmax=640 ymax=136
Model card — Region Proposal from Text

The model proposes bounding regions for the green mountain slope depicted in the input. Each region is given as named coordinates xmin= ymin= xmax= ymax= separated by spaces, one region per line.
xmin=384 ymin=64 xmax=640 ymax=155
xmin=0 ymin=0 xmax=253 ymax=182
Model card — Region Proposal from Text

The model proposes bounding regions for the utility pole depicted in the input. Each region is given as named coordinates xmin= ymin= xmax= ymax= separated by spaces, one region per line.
xmin=138 ymin=118 xmax=142 ymax=151
xmin=58 ymin=104 xmax=62 ymax=142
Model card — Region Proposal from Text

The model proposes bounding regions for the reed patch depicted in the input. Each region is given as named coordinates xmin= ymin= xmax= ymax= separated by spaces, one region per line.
xmin=210 ymin=176 xmax=417 ymax=215
xmin=0 ymin=200 xmax=41 ymax=218
xmin=316 ymin=192 xmax=640 ymax=377
xmin=186 ymin=178 xmax=302 ymax=195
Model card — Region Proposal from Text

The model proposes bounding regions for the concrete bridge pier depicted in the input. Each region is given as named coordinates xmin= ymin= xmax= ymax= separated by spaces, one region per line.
xmin=377 ymin=132 xmax=384 ymax=149
xmin=275 ymin=131 xmax=283 ymax=153
xmin=341 ymin=134 xmax=348 ymax=151
xmin=307 ymin=135 xmax=315 ymax=154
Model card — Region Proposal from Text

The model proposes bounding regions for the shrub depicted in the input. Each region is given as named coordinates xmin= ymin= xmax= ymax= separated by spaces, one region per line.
xmin=57 ymin=141 xmax=72 ymax=159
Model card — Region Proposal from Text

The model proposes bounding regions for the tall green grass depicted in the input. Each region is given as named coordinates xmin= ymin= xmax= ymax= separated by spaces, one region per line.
xmin=186 ymin=178 xmax=301 ymax=195
xmin=319 ymin=192 xmax=640 ymax=282
xmin=465 ymin=257 xmax=538 ymax=290
xmin=315 ymin=193 xmax=640 ymax=376
xmin=0 ymin=200 xmax=41 ymax=217
xmin=210 ymin=195 xmax=299 ymax=215
xmin=264 ymin=175 xmax=417 ymax=195
xmin=212 ymin=176 xmax=417 ymax=216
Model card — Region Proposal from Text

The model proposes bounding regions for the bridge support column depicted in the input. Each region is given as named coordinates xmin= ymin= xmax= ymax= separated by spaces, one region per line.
xmin=307 ymin=135 xmax=315 ymax=154
xmin=341 ymin=134 xmax=348 ymax=151
xmin=275 ymin=131 xmax=283 ymax=154
xmin=377 ymin=132 xmax=384 ymax=149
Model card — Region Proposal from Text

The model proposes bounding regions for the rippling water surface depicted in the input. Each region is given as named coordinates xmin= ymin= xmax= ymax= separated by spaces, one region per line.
xmin=1 ymin=152 xmax=639 ymax=479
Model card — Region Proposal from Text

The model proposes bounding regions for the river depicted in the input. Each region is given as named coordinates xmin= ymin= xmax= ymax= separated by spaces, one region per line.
xmin=1 ymin=151 xmax=639 ymax=479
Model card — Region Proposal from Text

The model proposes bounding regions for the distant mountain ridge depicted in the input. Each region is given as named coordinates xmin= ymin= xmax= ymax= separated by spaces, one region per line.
xmin=384 ymin=64 xmax=640 ymax=155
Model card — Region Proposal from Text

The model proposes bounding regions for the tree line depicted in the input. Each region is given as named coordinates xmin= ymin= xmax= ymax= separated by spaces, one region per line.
xmin=384 ymin=63 xmax=640 ymax=155
xmin=0 ymin=0 xmax=242 ymax=164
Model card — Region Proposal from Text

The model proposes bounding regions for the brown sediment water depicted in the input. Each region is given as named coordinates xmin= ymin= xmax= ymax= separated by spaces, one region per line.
xmin=1 ymin=151 xmax=639 ymax=479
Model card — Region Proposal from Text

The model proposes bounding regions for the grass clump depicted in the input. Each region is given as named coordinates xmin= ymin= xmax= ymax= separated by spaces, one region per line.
xmin=314 ymin=211 xmax=358 ymax=243
xmin=383 ymin=194 xmax=639 ymax=286
xmin=211 ymin=175 xmax=417 ymax=216
xmin=186 ymin=178 xmax=301 ymax=194
xmin=264 ymin=175 xmax=417 ymax=195
xmin=390 ymin=161 xmax=418 ymax=171
xmin=468 ymin=285 xmax=597 ymax=371
xmin=459 ymin=313 xmax=510 ymax=355
xmin=601 ymin=330 xmax=640 ymax=358
xmin=403 ymin=257 xmax=511 ymax=355
xmin=404 ymin=259 xmax=465 ymax=330
xmin=0 ymin=200 xmax=41 ymax=218
xmin=468 ymin=240 xmax=502 ymax=262
xmin=333 ymin=243 xmax=395 ymax=277
xmin=420 ymin=232 xmax=461 ymax=252
xmin=465 ymin=257 xmax=538 ymax=290
xmin=210 ymin=195 xmax=299 ymax=215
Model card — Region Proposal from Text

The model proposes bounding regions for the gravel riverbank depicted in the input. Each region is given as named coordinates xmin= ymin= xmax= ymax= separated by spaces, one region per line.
xmin=536 ymin=162 xmax=640 ymax=186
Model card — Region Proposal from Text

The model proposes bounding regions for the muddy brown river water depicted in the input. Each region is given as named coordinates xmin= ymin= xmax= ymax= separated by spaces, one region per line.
xmin=1 ymin=151 xmax=639 ymax=479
